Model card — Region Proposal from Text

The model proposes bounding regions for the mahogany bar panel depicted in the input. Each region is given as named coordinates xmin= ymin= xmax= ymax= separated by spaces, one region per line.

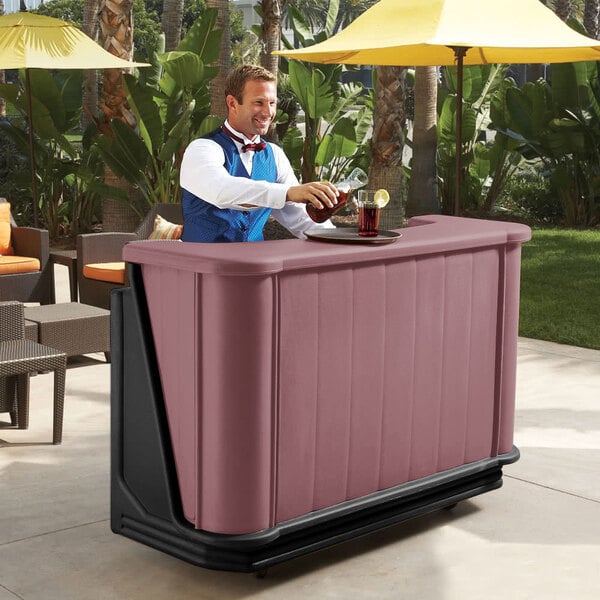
xmin=111 ymin=215 xmax=531 ymax=572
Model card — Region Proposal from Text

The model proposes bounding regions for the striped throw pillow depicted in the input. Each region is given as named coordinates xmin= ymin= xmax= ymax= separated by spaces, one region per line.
xmin=148 ymin=214 xmax=183 ymax=240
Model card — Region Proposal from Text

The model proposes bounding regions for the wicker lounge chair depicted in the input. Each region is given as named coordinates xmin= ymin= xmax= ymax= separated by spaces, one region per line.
xmin=77 ymin=203 xmax=183 ymax=310
xmin=0 ymin=199 xmax=54 ymax=305
xmin=0 ymin=301 xmax=67 ymax=443
xmin=77 ymin=203 xmax=300 ymax=310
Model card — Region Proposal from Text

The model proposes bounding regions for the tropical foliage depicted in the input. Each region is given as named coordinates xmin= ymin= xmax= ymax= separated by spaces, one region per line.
xmin=0 ymin=7 xmax=224 ymax=235
xmin=279 ymin=1 xmax=372 ymax=184
xmin=436 ymin=56 xmax=600 ymax=225
xmin=498 ymin=60 xmax=600 ymax=226
xmin=34 ymin=0 xmax=163 ymax=60
xmin=0 ymin=70 xmax=106 ymax=237
xmin=90 ymin=9 xmax=223 ymax=209
xmin=3 ymin=0 xmax=600 ymax=236
xmin=281 ymin=0 xmax=378 ymax=33
xmin=436 ymin=63 xmax=523 ymax=215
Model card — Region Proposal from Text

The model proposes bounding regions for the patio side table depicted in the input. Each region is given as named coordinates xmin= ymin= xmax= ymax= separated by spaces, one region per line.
xmin=0 ymin=339 xmax=66 ymax=444
xmin=49 ymin=249 xmax=78 ymax=302
xmin=24 ymin=302 xmax=110 ymax=361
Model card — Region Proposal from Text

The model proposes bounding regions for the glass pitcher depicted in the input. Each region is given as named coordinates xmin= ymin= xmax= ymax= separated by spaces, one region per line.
xmin=306 ymin=168 xmax=368 ymax=223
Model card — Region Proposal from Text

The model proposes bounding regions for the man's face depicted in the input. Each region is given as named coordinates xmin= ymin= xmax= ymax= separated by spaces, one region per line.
xmin=226 ymin=79 xmax=277 ymax=138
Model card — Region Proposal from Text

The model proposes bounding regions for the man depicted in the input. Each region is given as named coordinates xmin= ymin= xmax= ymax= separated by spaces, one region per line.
xmin=180 ymin=64 xmax=338 ymax=242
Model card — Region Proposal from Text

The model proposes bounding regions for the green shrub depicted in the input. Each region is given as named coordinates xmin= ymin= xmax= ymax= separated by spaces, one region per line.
xmin=498 ymin=166 xmax=563 ymax=225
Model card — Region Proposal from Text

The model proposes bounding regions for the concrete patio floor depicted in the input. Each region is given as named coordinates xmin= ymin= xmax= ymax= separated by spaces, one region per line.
xmin=1 ymin=264 xmax=599 ymax=599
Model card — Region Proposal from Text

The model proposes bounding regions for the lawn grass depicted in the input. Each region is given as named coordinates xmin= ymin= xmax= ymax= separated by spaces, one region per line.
xmin=519 ymin=228 xmax=600 ymax=350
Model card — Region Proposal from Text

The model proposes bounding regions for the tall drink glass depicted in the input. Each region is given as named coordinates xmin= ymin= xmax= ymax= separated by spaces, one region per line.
xmin=357 ymin=190 xmax=382 ymax=237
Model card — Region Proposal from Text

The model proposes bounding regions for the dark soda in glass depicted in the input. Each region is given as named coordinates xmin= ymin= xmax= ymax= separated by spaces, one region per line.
xmin=358 ymin=205 xmax=380 ymax=237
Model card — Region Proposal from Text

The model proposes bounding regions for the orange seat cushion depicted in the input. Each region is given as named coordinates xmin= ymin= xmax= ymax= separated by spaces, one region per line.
xmin=0 ymin=255 xmax=40 ymax=274
xmin=0 ymin=202 xmax=15 ymax=256
xmin=83 ymin=261 xmax=126 ymax=284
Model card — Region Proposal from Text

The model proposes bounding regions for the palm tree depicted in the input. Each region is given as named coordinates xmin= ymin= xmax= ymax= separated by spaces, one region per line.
xmin=528 ymin=22 xmax=547 ymax=84
xmin=407 ymin=67 xmax=439 ymax=217
xmin=98 ymin=0 xmax=138 ymax=231
xmin=162 ymin=0 xmax=184 ymax=51
xmin=554 ymin=0 xmax=574 ymax=20
xmin=260 ymin=0 xmax=282 ymax=78
xmin=281 ymin=0 xmax=325 ymax=30
xmin=207 ymin=0 xmax=230 ymax=119
xmin=98 ymin=0 xmax=136 ymax=127
xmin=584 ymin=0 xmax=600 ymax=37
xmin=369 ymin=66 xmax=407 ymax=228
xmin=82 ymin=0 xmax=101 ymax=129
xmin=283 ymin=0 xmax=376 ymax=32
xmin=260 ymin=1 xmax=375 ymax=91
xmin=332 ymin=0 xmax=377 ymax=32
xmin=0 ymin=0 xmax=4 ymax=118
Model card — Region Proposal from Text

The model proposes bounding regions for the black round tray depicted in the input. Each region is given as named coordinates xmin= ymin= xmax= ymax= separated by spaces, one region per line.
xmin=305 ymin=227 xmax=402 ymax=244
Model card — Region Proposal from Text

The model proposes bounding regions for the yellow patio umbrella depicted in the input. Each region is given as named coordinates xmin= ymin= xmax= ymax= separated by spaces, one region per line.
xmin=0 ymin=12 xmax=149 ymax=225
xmin=275 ymin=0 xmax=600 ymax=214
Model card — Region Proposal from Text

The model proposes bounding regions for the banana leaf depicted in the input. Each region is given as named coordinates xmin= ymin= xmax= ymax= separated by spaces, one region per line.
xmin=124 ymin=73 xmax=163 ymax=156
xmin=177 ymin=7 xmax=220 ymax=65
xmin=316 ymin=117 xmax=357 ymax=166
xmin=158 ymin=52 xmax=207 ymax=89
xmin=158 ymin=100 xmax=196 ymax=162
xmin=96 ymin=119 xmax=149 ymax=181
xmin=288 ymin=61 xmax=334 ymax=120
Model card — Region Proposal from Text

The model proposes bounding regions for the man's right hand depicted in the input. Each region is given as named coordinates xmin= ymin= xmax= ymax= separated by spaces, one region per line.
xmin=286 ymin=181 xmax=339 ymax=209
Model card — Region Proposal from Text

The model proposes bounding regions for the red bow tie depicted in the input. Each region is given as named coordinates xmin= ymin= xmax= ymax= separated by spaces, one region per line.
xmin=222 ymin=125 xmax=267 ymax=153
xmin=242 ymin=141 xmax=267 ymax=152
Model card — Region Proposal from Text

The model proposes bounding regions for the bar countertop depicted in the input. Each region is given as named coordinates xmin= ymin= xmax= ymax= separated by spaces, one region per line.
xmin=123 ymin=215 xmax=532 ymax=276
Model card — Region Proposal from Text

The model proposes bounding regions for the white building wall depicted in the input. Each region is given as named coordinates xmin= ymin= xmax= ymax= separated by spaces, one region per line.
xmin=4 ymin=0 xmax=45 ymax=13
xmin=232 ymin=0 xmax=261 ymax=29
xmin=232 ymin=0 xmax=294 ymax=44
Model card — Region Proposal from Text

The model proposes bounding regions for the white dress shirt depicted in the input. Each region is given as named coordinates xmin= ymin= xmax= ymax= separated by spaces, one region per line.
xmin=180 ymin=122 xmax=335 ymax=238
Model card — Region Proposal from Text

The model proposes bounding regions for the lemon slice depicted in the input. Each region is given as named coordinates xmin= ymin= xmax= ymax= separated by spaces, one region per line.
xmin=374 ymin=189 xmax=390 ymax=208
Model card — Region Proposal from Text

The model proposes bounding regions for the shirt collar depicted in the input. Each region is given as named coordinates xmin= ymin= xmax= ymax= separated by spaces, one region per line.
xmin=223 ymin=121 xmax=260 ymax=145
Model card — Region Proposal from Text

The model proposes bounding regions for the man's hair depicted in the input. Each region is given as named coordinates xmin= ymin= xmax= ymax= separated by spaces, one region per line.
xmin=225 ymin=64 xmax=276 ymax=103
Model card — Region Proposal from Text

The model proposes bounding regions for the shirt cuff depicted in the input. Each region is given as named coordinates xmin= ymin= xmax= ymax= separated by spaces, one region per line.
xmin=268 ymin=184 xmax=288 ymax=209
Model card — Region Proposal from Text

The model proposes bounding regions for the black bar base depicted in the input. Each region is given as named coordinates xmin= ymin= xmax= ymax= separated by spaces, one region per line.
xmin=110 ymin=267 xmax=519 ymax=573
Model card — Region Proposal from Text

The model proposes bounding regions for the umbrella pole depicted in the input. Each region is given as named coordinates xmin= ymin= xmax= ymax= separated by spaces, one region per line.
xmin=452 ymin=47 xmax=468 ymax=217
xmin=25 ymin=69 xmax=39 ymax=228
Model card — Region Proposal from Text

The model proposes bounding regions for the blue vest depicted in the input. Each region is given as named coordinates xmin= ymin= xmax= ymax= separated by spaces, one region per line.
xmin=181 ymin=128 xmax=276 ymax=242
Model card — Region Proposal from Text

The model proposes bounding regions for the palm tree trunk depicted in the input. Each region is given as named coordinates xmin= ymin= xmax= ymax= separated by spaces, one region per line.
xmin=554 ymin=0 xmax=573 ymax=21
xmin=260 ymin=0 xmax=281 ymax=79
xmin=0 ymin=69 xmax=4 ymax=118
xmin=369 ymin=66 xmax=407 ymax=229
xmin=584 ymin=0 xmax=600 ymax=38
xmin=162 ymin=0 xmax=184 ymax=51
xmin=528 ymin=64 xmax=544 ymax=83
xmin=98 ymin=0 xmax=139 ymax=231
xmin=0 ymin=0 xmax=4 ymax=118
xmin=207 ymin=0 xmax=231 ymax=120
xmin=528 ymin=0 xmax=551 ymax=81
xmin=82 ymin=0 xmax=101 ymax=130
xmin=407 ymin=67 xmax=439 ymax=217
xmin=98 ymin=0 xmax=136 ymax=126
